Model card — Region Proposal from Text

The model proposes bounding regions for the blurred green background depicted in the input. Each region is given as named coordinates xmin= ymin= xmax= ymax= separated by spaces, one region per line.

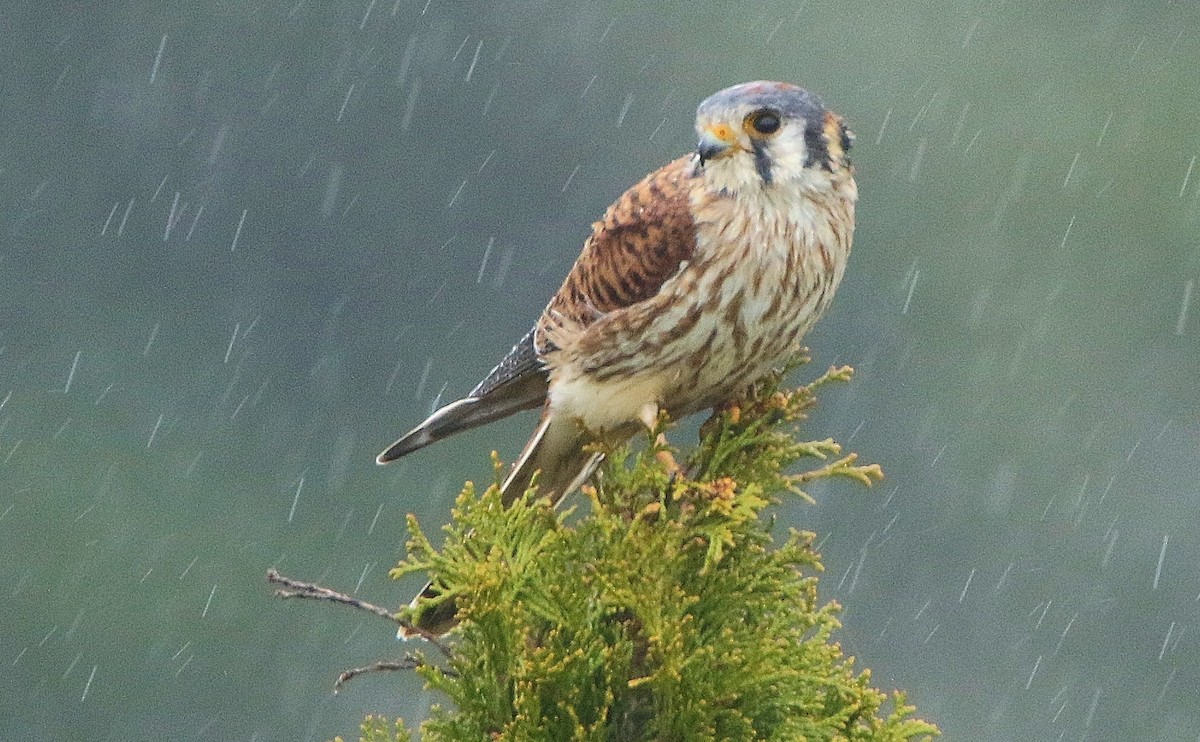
xmin=2 ymin=1 xmax=1198 ymax=739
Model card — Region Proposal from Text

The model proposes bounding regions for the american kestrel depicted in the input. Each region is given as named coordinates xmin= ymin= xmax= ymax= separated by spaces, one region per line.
xmin=379 ymin=81 xmax=856 ymax=635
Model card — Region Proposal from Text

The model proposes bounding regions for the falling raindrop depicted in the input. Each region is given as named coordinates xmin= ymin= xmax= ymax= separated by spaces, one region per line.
xmin=1180 ymin=155 xmax=1196 ymax=197
xmin=1062 ymin=153 xmax=1080 ymax=188
xmin=615 ymin=93 xmax=634 ymax=128
xmin=230 ymin=209 xmax=248 ymax=251
xmin=224 ymin=323 xmax=240 ymax=364
xmin=336 ymin=83 xmax=356 ymax=122
xmin=1175 ymin=280 xmax=1193 ymax=336
xmin=201 ymin=584 xmax=218 ymax=618
xmin=117 ymin=198 xmax=135 ymax=235
xmin=464 ymin=40 xmax=483 ymax=82
xmin=1158 ymin=622 xmax=1176 ymax=661
xmin=476 ymin=236 xmax=495 ymax=283
xmin=100 ymin=203 xmax=118 ymax=235
xmin=1153 ymin=534 xmax=1168 ymax=590
xmin=288 ymin=474 xmax=305 ymax=523
xmin=63 ymin=350 xmax=81 ymax=394
xmin=1024 ymin=655 xmax=1042 ymax=689
xmin=80 ymin=665 xmax=97 ymax=702
xmin=902 ymin=268 xmax=919 ymax=315
xmin=149 ymin=34 xmax=166 ymax=83
xmin=359 ymin=0 xmax=376 ymax=28
xmin=146 ymin=414 xmax=164 ymax=448
xmin=874 ymin=108 xmax=891 ymax=146
xmin=958 ymin=568 xmax=975 ymax=603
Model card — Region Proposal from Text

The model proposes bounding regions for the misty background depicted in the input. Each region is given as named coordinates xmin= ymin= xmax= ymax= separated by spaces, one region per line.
xmin=2 ymin=1 xmax=1198 ymax=739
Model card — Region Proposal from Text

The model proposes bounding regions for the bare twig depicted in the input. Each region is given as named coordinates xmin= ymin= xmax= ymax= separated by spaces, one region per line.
xmin=332 ymin=654 xmax=457 ymax=694
xmin=267 ymin=568 xmax=395 ymax=619
xmin=335 ymin=658 xmax=418 ymax=694
xmin=266 ymin=569 xmax=453 ymax=658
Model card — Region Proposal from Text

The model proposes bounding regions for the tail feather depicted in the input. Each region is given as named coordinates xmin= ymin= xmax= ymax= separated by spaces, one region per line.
xmin=499 ymin=413 xmax=599 ymax=506
xmin=377 ymin=372 xmax=546 ymax=464
xmin=400 ymin=412 xmax=600 ymax=638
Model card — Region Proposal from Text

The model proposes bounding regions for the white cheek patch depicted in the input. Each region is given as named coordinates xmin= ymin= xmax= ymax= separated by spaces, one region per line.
xmin=768 ymin=124 xmax=811 ymax=178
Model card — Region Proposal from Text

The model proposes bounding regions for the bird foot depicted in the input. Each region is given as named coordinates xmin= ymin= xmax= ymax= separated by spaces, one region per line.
xmin=637 ymin=401 xmax=663 ymax=432
xmin=639 ymin=402 xmax=683 ymax=478
xmin=654 ymin=437 xmax=683 ymax=479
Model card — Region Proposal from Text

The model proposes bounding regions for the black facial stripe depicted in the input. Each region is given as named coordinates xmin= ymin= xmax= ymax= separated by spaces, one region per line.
xmin=751 ymin=138 xmax=772 ymax=184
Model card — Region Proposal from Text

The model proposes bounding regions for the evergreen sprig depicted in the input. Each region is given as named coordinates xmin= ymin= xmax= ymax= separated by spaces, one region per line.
xmin=343 ymin=364 xmax=937 ymax=742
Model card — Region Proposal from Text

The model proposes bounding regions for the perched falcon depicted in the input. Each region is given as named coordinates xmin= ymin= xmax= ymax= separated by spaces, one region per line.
xmin=379 ymin=81 xmax=857 ymax=636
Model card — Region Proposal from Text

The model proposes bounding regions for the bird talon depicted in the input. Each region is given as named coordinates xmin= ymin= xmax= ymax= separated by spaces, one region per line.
xmin=638 ymin=402 xmax=663 ymax=433
xmin=655 ymin=443 xmax=683 ymax=479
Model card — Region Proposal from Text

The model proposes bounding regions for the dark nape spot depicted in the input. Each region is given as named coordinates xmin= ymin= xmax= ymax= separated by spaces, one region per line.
xmin=804 ymin=120 xmax=831 ymax=171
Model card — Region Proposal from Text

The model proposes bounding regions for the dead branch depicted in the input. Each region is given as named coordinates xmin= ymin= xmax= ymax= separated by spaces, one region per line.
xmin=333 ymin=654 xmax=457 ymax=694
xmin=266 ymin=569 xmax=452 ymax=658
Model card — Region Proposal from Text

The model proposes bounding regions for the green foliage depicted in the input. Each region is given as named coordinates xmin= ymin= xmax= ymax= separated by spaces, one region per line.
xmin=350 ymin=716 xmax=413 ymax=742
xmin=361 ymin=365 xmax=936 ymax=741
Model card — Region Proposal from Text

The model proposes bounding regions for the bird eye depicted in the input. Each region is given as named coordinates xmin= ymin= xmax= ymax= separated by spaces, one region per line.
xmin=748 ymin=110 xmax=781 ymax=135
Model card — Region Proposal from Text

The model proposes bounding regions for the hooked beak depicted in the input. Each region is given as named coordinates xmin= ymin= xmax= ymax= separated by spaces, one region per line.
xmin=697 ymin=123 xmax=736 ymax=165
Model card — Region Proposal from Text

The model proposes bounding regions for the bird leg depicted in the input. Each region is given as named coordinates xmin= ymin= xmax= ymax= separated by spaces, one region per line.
xmin=639 ymin=402 xmax=682 ymax=477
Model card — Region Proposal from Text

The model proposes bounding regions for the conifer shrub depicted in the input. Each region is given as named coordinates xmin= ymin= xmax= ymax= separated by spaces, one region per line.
xmin=337 ymin=364 xmax=936 ymax=742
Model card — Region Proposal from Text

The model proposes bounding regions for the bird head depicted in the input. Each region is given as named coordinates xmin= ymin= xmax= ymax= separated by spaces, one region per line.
xmin=693 ymin=81 xmax=853 ymax=193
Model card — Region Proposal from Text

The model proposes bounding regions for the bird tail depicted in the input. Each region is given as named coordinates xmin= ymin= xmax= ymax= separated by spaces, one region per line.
xmin=500 ymin=411 xmax=602 ymax=507
xmin=377 ymin=372 xmax=547 ymax=464
xmin=400 ymin=412 xmax=602 ymax=638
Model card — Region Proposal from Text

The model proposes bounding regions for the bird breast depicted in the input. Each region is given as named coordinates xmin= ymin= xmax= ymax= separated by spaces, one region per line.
xmin=550 ymin=175 xmax=856 ymax=432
